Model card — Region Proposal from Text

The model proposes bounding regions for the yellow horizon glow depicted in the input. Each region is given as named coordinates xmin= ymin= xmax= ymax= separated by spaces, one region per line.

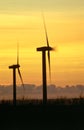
xmin=0 ymin=10 xmax=84 ymax=87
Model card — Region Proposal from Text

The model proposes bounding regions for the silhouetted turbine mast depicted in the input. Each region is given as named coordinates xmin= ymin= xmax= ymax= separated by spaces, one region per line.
xmin=9 ymin=64 xmax=20 ymax=105
xmin=37 ymin=13 xmax=54 ymax=104
xmin=37 ymin=47 xmax=53 ymax=104
xmin=9 ymin=43 xmax=24 ymax=106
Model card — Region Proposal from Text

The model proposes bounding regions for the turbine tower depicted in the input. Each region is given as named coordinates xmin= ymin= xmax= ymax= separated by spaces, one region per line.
xmin=9 ymin=43 xmax=24 ymax=106
xmin=36 ymin=13 xmax=54 ymax=104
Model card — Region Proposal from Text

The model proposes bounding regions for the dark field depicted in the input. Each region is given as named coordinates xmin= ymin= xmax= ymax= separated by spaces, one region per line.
xmin=0 ymin=98 xmax=84 ymax=130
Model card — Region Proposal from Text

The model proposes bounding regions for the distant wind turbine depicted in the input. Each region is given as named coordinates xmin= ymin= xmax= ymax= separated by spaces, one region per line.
xmin=9 ymin=43 xmax=24 ymax=106
xmin=36 ymin=13 xmax=54 ymax=104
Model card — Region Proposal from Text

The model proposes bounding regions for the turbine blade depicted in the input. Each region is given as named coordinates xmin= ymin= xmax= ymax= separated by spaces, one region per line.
xmin=17 ymin=42 xmax=19 ymax=65
xmin=42 ymin=12 xmax=49 ymax=47
xmin=48 ymin=50 xmax=51 ymax=82
xmin=18 ymin=68 xmax=24 ymax=89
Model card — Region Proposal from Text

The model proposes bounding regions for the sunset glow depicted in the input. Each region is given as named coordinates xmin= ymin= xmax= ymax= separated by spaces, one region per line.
xmin=0 ymin=0 xmax=83 ymax=87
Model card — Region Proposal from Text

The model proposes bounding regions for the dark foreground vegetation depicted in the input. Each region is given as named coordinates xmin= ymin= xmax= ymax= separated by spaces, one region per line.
xmin=0 ymin=98 xmax=84 ymax=130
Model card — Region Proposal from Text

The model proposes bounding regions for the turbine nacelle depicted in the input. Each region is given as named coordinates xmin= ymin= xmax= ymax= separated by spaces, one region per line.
xmin=9 ymin=64 xmax=20 ymax=69
xmin=37 ymin=46 xmax=54 ymax=52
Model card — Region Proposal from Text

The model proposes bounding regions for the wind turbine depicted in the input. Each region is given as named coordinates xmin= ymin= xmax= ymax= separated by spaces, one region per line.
xmin=9 ymin=43 xmax=24 ymax=106
xmin=36 ymin=13 xmax=54 ymax=104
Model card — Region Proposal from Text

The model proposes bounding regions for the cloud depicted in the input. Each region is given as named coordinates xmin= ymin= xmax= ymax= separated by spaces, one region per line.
xmin=0 ymin=84 xmax=84 ymax=100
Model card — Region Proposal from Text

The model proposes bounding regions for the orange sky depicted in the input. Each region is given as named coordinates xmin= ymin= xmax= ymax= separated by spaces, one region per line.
xmin=0 ymin=0 xmax=84 ymax=87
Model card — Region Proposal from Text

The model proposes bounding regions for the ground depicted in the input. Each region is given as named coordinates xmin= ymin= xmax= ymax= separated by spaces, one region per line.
xmin=0 ymin=99 xmax=84 ymax=130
